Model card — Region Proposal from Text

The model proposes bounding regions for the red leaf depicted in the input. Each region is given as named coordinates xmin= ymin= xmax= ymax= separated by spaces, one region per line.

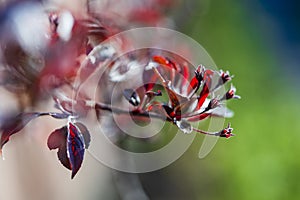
xmin=74 ymin=122 xmax=91 ymax=149
xmin=187 ymin=65 xmax=203 ymax=94
xmin=67 ymin=122 xmax=85 ymax=179
xmin=188 ymin=77 xmax=199 ymax=93
xmin=195 ymin=69 xmax=213 ymax=110
xmin=153 ymin=55 xmax=169 ymax=66
xmin=47 ymin=126 xmax=71 ymax=170
xmin=195 ymin=84 xmax=209 ymax=110
xmin=153 ymin=55 xmax=178 ymax=70
xmin=0 ymin=112 xmax=40 ymax=152
xmin=167 ymin=59 xmax=178 ymax=71
xmin=47 ymin=122 xmax=90 ymax=178
xmin=144 ymin=83 xmax=155 ymax=92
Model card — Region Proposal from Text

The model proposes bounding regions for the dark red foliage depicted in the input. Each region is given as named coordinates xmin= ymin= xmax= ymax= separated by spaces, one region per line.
xmin=47 ymin=126 xmax=71 ymax=170
xmin=195 ymin=69 xmax=214 ymax=110
xmin=195 ymin=84 xmax=210 ymax=110
xmin=47 ymin=122 xmax=90 ymax=179
xmin=67 ymin=122 xmax=85 ymax=179
xmin=0 ymin=113 xmax=40 ymax=152
xmin=74 ymin=122 xmax=91 ymax=149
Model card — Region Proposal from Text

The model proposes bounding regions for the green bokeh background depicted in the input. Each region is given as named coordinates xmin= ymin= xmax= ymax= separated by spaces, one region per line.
xmin=139 ymin=1 xmax=300 ymax=199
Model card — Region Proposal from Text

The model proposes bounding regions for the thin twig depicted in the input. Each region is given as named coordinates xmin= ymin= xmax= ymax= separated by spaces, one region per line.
xmin=93 ymin=102 xmax=168 ymax=121
xmin=192 ymin=128 xmax=216 ymax=136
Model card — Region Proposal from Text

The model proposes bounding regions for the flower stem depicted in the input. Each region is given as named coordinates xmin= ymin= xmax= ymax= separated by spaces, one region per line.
xmin=93 ymin=101 xmax=168 ymax=121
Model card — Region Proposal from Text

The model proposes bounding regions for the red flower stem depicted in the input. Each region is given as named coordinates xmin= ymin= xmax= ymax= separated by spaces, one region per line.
xmin=192 ymin=128 xmax=216 ymax=136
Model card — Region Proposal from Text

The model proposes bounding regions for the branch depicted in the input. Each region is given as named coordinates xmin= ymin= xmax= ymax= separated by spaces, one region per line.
xmin=93 ymin=102 xmax=168 ymax=121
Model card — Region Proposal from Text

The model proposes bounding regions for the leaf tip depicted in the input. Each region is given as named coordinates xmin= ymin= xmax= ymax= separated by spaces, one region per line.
xmin=71 ymin=170 xmax=78 ymax=179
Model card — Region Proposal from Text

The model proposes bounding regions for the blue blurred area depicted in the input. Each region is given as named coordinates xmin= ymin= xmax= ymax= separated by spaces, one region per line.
xmin=248 ymin=0 xmax=300 ymax=84
xmin=259 ymin=0 xmax=300 ymax=45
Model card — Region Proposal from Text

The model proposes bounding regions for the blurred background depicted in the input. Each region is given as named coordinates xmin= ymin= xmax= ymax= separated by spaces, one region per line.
xmin=158 ymin=0 xmax=300 ymax=199
xmin=0 ymin=0 xmax=300 ymax=200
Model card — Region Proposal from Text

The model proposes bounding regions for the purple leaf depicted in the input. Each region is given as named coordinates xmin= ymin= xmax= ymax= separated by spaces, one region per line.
xmin=47 ymin=126 xmax=71 ymax=170
xmin=67 ymin=122 xmax=85 ymax=179
xmin=74 ymin=122 xmax=91 ymax=149
xmin=0 ymin=112 xmax=40 ymax=152
xmin=47 ymin=122 xmax=90 ymax=178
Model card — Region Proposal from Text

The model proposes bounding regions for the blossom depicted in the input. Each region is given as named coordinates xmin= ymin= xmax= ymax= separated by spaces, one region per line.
xmin=221 ymin=84 xmax=241 ymax=101
xmin=0 ymin=1 xmax=239 ymax=179
xmin=110 ymin=55 xmax=240 ymax=138
xmin=152 ymin=56 xmax=238 ymax=136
